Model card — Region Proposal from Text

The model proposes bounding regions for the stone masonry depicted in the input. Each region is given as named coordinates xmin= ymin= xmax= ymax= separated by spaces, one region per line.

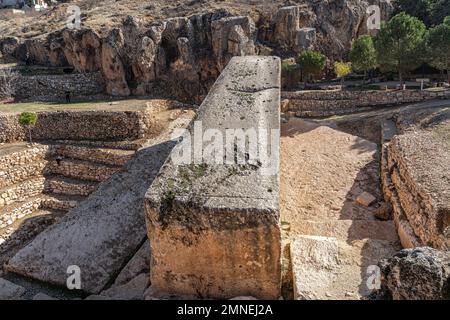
xmin=15 ymin=72 xmax=105 ymax=101
xmin=282 ymin=90 xmax=450 ymax=117
xmin=145 ymin=56 xmax=281 ymax=299
xmin=0 ymin=109 xmax=155 ymax=143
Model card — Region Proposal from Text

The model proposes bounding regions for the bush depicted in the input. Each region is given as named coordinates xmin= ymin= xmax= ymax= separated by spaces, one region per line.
xmin=296 ymin=50 xmax=327 ymax=84
xmin=334 ymin=62 xmax=352 ymax=87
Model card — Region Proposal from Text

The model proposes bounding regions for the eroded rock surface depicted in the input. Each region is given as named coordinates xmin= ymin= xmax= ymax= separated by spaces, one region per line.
xmin=145 ymin=56 xmax=281 ymax=299
xmin=381 ymin=109 xmax=450 ymax=250
xmin=0 ymin=1 xmax=394 ymax=101
xmin=377 ymin=247 xmax=450 ymax=300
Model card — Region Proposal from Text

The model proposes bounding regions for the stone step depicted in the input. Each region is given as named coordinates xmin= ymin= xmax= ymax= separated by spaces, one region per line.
xmin=52 ymin=144 xmax=135 ymax=167
xmin=52 ymin=139 xmax=145 ymax=151
xmin=288 ymin=219 xmax=398 ymax=242
xmin=5 ymin=141 xmax=174 ymax=294
xmin=44 ymin=176 xmax=98 ymax=197
xmin=45 ymin=158 xmax=122 ymax=182
xmin=0 ymin=177 xmax=45 ymax=208
xmin=290 ymin=235 xmax=400 ymax=300
xmin=40 ymin=194 xmax=83 ymax=212
xmin=0 ymin=160 xmax=48 ymax=190
xmin=0 ymin=196 xmax=43 ymax=230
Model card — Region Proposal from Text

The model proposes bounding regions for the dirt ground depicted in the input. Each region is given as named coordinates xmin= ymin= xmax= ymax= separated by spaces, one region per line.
xmin=0 ymin=98 xmax=191 ymax=114
xmin=279 ymin=118 xmax=400 ymax=299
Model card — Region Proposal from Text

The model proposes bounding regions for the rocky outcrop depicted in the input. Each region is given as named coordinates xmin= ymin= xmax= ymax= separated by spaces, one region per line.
xmin=1 ymin=1 xmax=394 ymax=101
xmin=101 ymin=28 xmax=130 ymax=96
xmin=62 ymin=29 xmax=102 ymax=73
xmin=263 ymin=1 xmax=393 ymax=58
xmin=272 ymin=6 xmax=316 ymax=52
xmin=211 ymin=16 xmax=256 ymax=70
xmin=377 ymin=247 xmax=450 ymax=300
xmin=0 ymin=37 xmax=19 ymax=60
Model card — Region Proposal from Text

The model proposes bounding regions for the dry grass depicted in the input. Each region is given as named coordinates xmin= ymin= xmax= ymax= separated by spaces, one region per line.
xmin=0 ymin=0 xmax=285 ymax=39
xmin=0 ymin=98 xmax=159 ymax=113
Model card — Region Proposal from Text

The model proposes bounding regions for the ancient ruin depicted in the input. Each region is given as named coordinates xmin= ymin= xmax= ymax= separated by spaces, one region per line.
xmin=0 ymin=0 xmax=449 ymax=303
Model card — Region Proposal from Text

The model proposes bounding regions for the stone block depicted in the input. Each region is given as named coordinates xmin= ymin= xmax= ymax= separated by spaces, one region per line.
xmin=145 ymin=56 xmax=281 ymax=299
xmin=0 ymin=278 xmax=26 ymax=300
xmin=356 ymin=191 xmax=376 ymax=207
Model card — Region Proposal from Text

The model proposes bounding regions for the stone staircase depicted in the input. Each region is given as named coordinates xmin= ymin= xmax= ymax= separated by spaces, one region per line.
xmin=0 ymin=141 xmax=141 ymax=269
xmin=280 ymin=119 xmax=401 ymax=300
xmin=42 ymin=141 xmax=138 ymax=202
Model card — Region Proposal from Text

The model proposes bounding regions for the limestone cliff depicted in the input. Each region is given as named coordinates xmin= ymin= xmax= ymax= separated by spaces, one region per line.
xmin=0 ymin=1 xmax=393 ymax=101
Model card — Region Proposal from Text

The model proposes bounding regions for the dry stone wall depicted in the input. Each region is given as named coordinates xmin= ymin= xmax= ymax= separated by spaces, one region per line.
xmin=0 ymin=109 xmax=155 ymax=143
xmin=282 ymin=90 xmax=450 ymax=117
xmin=45 ymin=159 xmax=121 ymax=183
xmin=384 ymin=133 xmax=449 ymax=250
xmin=0 ymin=145 xmax=49 ymax=189
xmin=15 ymin=72 xmax=105 ymax=101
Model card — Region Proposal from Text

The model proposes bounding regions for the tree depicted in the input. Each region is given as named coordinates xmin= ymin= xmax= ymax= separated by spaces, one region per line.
xmin=19 ymin=112 xmax=38 ymax=145
xmin=0 ymin=68 xmax=20 ymax=100
xmin=349 ymin=35 xmax=378 ymax=85
xmin=392 ymin=0 xmax=450 ymax=26
xmin=429 ymin=0 xmax=450 ymax=26
xmin=392 ymin=0 xmax=433 ymax=26
xmin=334 ymin=62 xmax=351 ymax=87
xmin=445 ymin=16 xmax=450 ymax=26
xmin=374 ymin=13 xmax=427 ymax=88
xmin=427 ymin=18 xmax=450 ymax=83
xmin=296 ymin=50 xmax=327 ymax=87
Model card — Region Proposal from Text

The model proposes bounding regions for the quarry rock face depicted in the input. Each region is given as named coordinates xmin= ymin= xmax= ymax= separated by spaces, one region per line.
xmin=145 ymin=56 xmax=281 ymax=299
xmin=101 ymin=28 xmax=131 ymax=96
xmin=266 ymin=0 xmax=393 ymax=58
xmin=0 ymin=37 xmax=19 ymax=59
xmin=62 ymin=29 xmax=102 ymax=73
xmin=378 ymin=247 xmax=450 ymax=300
xmin=211 ymin=16 xmax=256 ymax=70
xmin=0 ymin=1 xmax=394 ymax=101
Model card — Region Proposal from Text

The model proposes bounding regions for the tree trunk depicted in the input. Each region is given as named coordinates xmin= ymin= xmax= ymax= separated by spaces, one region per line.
xmin=340 ymin=77 xmax=344 ymax=89
xmin=28 ymin=128 xmax=32 ymax=145
xmin=399 ymin=71 xmax=404 ymax=90
xmin=447 ymin=69 xmax=450 ymax=85
xmin=363 ymin=70 xmax=366 ymax=86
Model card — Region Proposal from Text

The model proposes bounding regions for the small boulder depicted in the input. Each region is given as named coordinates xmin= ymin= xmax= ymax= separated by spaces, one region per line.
xmin=356 ymin=192 xmax=376 ymax=207
xmin=377 ymin=247 xmax=450 ymax=300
